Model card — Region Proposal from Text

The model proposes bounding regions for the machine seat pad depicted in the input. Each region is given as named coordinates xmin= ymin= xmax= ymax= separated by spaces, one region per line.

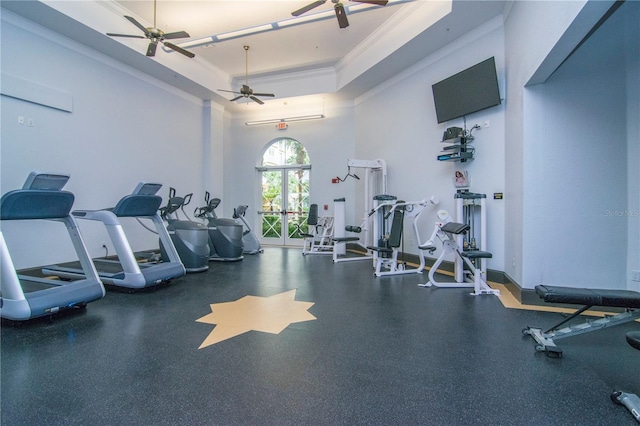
xmin=627 ymin=332 xmax=640 ymax=351
xmin=462 ymin=250 xmax=492 ymax=259
xmin=112 ymin=195 xmax=162 ymax=217
xmin=440 ymin=222 xmax=470 ymax=235
xmin=535 ymin=285 xmax=640 ymax=309
xmin=300 ymin=233 xmax=314 ymax=239
xmin=419 ymin=243 xmax=436 ymax=251
xmin=1 ymin=190 xmax=74 ymax=220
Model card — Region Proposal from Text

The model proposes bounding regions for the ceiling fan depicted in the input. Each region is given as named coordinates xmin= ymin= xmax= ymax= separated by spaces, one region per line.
xmin=292 ymin=0 xmax=389 ymax=29
xmin=106 ymin=0 xmax=194 ymax=58
xmin=218 ymin=46 xmax=275 ymax=105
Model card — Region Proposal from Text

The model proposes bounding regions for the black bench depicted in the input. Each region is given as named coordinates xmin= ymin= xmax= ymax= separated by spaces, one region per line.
xmin=523 ymin=285 xmax=640 ymax=357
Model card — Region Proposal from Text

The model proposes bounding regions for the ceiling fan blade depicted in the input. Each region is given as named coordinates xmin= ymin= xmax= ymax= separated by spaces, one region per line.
xmin=106 ymin=33 xmax=146 ymax=39
xmin=350 ymin=0 xmax=389 ymax=5
xmin=163 ymin=30 xmax=191 ymax=40
xmin=250 ymin=96 xmax=265 ymax=105
xmin=164 ymin=42 xmax=195 ymax=58
xmin=292 ymin=0 xmax=326 ymax=16
xmin=229 ymin=95 xmax=244 ymax=102
xmin=146 ymin=41 xmax=158 ymax=57
xmin=124 ymin=16 xmax=150 ymax=36
xmin=218 ymin=89 xmax=242 ymax=94
xmin=335 ymin=3 xmax=350 ymax=29
xmin=252 ymin=93 xmax=275 ymax=98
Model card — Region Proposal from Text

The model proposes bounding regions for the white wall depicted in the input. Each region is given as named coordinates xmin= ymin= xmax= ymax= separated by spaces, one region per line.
xmin=625 ymin=2 xmax=640 ymax=291
xmin=507 ymin=1 xmax=639 ymax=290
xmin=523 ymin=41 xmax=627 ymax=288
xmin=354 ymin=18 xmax=506 ymax=272
xmin=0 ymin=11 xmax=215 ymax=268
xmin=503 ymin=0 xmax=588 ymax=287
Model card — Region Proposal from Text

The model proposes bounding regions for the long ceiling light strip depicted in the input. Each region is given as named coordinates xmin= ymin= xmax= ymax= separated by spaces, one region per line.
xmin=174 ymin=0 xmax=413 ymax=51
xmin=216 ymin=24 xmax=276 ymax=41
xmin=245 ymin=114 xmax=325 ymax=126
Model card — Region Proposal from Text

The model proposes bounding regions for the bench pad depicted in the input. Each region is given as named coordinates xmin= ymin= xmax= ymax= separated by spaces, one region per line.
xmin=535 ymin=285 xmax=640 ymax=309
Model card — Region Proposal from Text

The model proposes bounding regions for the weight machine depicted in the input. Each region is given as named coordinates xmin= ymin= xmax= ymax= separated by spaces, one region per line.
xmin=418 ymin=192 xmax=499 ymax=296
xmin=332 ymin=159 xmax=388 ymax=263
xmin=367 ymin=197 xmax=439 ymax=277
xmin=298 ymin=204 xmax=335 ymax=256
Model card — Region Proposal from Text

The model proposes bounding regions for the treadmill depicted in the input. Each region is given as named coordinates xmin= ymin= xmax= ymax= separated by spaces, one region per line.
xmin=0 ymin=172 xmax=105 ymax=321
xmin=43 ymin=182 xmax=186 ymax=289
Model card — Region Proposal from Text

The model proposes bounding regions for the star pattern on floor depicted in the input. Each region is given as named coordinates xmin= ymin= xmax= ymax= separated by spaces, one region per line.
xmin=196 ymin=289 xmax=316 ymax=349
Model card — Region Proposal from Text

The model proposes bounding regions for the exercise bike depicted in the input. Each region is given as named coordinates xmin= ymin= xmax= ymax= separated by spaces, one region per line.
xmin=159 ymin=188 xmax=210 ymax=273
xmin=194 ymin=192 xmax=244 ymax=262
xmin=232 ymin=205 xmax=263 ymax=254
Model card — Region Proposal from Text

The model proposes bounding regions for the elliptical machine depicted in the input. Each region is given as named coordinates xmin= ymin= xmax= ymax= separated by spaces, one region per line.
xmin=233 ymin=205 xmax=263 ymax=254
xmin=194 ymin=192 xmax=244 ymax=262
xmin=159 ymin=188 xmax=209 ymax=273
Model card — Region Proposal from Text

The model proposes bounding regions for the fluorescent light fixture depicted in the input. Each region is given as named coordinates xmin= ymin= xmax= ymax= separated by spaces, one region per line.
xmin=178 ymin=36 xmax=214 ymax=49
xmin=245 ymin=114 xmax=325 ymax=126
xmin=216 ymin=24 xmax=275 ymax=41
xmin=245 ymin=119 xmax=281 ymax=126
xmin=284 ymin=114 xmax=325 ymax=122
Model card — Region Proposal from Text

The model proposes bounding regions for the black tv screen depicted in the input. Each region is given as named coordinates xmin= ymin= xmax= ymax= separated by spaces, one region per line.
xmin=432 ymin=57 xmax=501 ymax=124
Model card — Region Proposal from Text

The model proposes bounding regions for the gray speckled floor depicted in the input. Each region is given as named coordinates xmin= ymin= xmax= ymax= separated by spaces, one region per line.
xmin=2 ymin=247 xmax=639 ymax=425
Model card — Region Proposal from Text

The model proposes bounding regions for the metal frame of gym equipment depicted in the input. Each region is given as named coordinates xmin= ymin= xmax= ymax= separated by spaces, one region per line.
xmin=299 ymin=204 xmax=335 ymax=256
xmin=418 ymin=192 xmax=499 ymax=296
xmin=367 ymin=197 xmax=439 ymax=277
xmin=1 ymin=172 xmax=106 ymax=321
xmin=332 ymin=159 xmax=388 ymax=263
xmin=43 ymin=182 xmax=187 ymax=288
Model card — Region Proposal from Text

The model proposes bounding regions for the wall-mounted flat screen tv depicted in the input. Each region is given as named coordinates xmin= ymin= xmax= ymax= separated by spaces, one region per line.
xmin=432 ymin=57 xmax=501 ymax=124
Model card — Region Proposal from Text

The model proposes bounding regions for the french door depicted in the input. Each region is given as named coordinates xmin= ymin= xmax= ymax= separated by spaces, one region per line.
xmin=258 ymin=166 xmax=310 ymax=247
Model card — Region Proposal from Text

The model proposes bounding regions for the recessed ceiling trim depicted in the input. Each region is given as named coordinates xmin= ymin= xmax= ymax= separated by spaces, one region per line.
xmin=335 ymin=0 xmax=452 ymax=89
xmin=172 ymin=0 xmax=415 ymax=52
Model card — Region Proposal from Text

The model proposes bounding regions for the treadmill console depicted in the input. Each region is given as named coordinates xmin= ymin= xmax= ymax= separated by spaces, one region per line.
xmin=132 ymin=182 xmax=162 ymax=196
xmin=22 ymin=172 xmax=70 ymax=190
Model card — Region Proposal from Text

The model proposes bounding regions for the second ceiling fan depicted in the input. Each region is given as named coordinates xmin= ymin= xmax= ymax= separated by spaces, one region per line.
xmin=292 ymin=0 xmax=389 ymax=29
xmin=219 ymin=46 xmax=275 ymax=105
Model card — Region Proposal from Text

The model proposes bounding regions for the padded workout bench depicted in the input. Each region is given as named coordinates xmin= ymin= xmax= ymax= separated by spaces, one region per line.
xmin=523 ymin=285 xmax=640 ymax=357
